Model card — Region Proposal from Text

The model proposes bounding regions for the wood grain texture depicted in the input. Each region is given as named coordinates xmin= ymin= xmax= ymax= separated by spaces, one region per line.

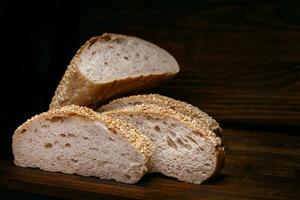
xmin=1 ymin=128 xmax=299 ymax=200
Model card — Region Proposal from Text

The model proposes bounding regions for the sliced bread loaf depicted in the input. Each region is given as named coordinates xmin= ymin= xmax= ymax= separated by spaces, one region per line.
xmin=102 ymin=104 xmax=224 ymax=184
xmin=98 ymin=94 xmax=221 ymax=134
xmin=12 ymin=105 xmax=152 ymax=184
xmin=50 ymin=33 xmax=179 ymax=109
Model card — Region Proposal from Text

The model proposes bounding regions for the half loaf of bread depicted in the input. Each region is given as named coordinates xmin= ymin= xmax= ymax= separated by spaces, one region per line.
xmin=12 ymin=105 xmax=152 ymax=184
xmin=102 ymin=104 xmax=224 ymax=184
xmin=98 ymin=94 xmax=221 ymax=134
xmin=50 ymin=33 xmax=179 ymax=109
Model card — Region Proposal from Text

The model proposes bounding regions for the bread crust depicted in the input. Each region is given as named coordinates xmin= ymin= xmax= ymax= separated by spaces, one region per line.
xmin=211 ymin=145 xmax=225 ymax=178
xmin=50 ymin=33 xmax=179 ymax=109
xmin=13 ymin=105 xmax=153 ymax=160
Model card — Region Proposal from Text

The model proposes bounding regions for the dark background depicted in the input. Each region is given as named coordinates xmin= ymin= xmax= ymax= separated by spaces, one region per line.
xmin=1 ymin=0 xmax=299 ymax=199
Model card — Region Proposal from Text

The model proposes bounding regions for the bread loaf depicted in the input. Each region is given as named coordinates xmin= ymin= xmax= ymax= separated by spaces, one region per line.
xmin=102 ymin=104 xmax=224 ymax=184
xmin=50 ymin=33 xmax=179 ymax=109
xmin=12 ymin=105 xmax=152 ymax=184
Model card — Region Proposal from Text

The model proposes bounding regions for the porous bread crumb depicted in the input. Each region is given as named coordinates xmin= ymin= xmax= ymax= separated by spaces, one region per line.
xmin=15 ymin=105 xmax=152 ymax=159
xmin=103 ymin=104 xmax=222 ymax=146
xmin=99 ymin=94 xmax=220 ymax=133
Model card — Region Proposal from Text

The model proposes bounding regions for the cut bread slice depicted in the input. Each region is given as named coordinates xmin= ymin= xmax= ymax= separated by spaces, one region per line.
xmin=98 ymin=94 xmax=221 ymax=134
xmin=102 ymin=104 xmax=224 ymax=184
xmin=12 ymin=105 xmax=152 ymax=184
xmin=50 ymin=33 xmax=179 ymax=109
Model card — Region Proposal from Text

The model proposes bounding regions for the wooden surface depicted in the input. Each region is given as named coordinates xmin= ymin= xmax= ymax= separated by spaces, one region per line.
xmin=1 ymin=0 xmax=300 ymax=199
xmin=1 ymin=128 xmax=299 ymax=200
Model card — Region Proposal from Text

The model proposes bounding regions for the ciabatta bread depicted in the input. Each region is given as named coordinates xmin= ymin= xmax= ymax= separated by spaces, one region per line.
xmin=102 ymin=104 xmax=224 ymax=184
xmin=98 ymin=94 xmax=221 ymax=134
xmin=50 ymin=33 xmax=179 ymax=109
xmin=12 ymin=105 xmax=152 ymax=184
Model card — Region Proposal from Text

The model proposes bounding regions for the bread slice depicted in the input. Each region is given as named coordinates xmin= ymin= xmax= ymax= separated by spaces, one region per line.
xmin=12 ymin=105 xmax=152 ymax=184
xmin=102 ymin=104 xmax=224 ymax=184
xmin=98 ymin=94 xmax=221 ymax=135
xmin=50 ymin=33 xmax=179 ymax=109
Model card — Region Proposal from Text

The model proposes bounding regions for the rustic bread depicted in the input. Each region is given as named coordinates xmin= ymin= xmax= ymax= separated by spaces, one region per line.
xmin=102 ymin=104 xmax=224 ymax=184
xmin=12 ymin=105 xmax=152 ymax=184
xmin=50 ymin=33 xmax=179 ymax=109
xmin=98 ymin=94 xmax=221 ymax=134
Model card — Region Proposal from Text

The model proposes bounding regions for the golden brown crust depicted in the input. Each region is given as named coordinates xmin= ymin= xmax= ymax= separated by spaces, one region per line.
xmin=211 ymin=145 xmax=225 ymax=177
xmin=99 ymin=94 xmax=221 ymax=134
xmin=49 ymin=64 xmax=87 ymax=109
xmin=49 ymin=33 xmax=178 ymax=110
xmin=14 ymin=105 xmax=152 ymax=159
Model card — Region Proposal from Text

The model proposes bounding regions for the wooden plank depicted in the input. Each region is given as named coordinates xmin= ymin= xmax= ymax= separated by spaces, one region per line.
xmin=1 ymin=128 xmax=299 ymax=200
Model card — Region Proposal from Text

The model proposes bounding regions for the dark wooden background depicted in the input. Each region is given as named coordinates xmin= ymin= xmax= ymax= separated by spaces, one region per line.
xmin=0 ymin=0 xmax=299 ymax=199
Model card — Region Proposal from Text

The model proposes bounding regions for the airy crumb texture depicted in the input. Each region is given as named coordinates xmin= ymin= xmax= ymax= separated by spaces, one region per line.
xmin=78 ymin=33 xmax=179 ymax=82
xmin=15 ymin=105 xmax=152 ymax=158
xmin=98 ymin=94 xmax=221 ymax=134
xmin=103 ymin=104 xmax=221 ymax=146
xmin=49 ymin=33 xmax=179 ymax=109
xmin=103 ymin=104 xmax=224 ymax=184
xmin=13 ymin=105 xmax=153 ymax=184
